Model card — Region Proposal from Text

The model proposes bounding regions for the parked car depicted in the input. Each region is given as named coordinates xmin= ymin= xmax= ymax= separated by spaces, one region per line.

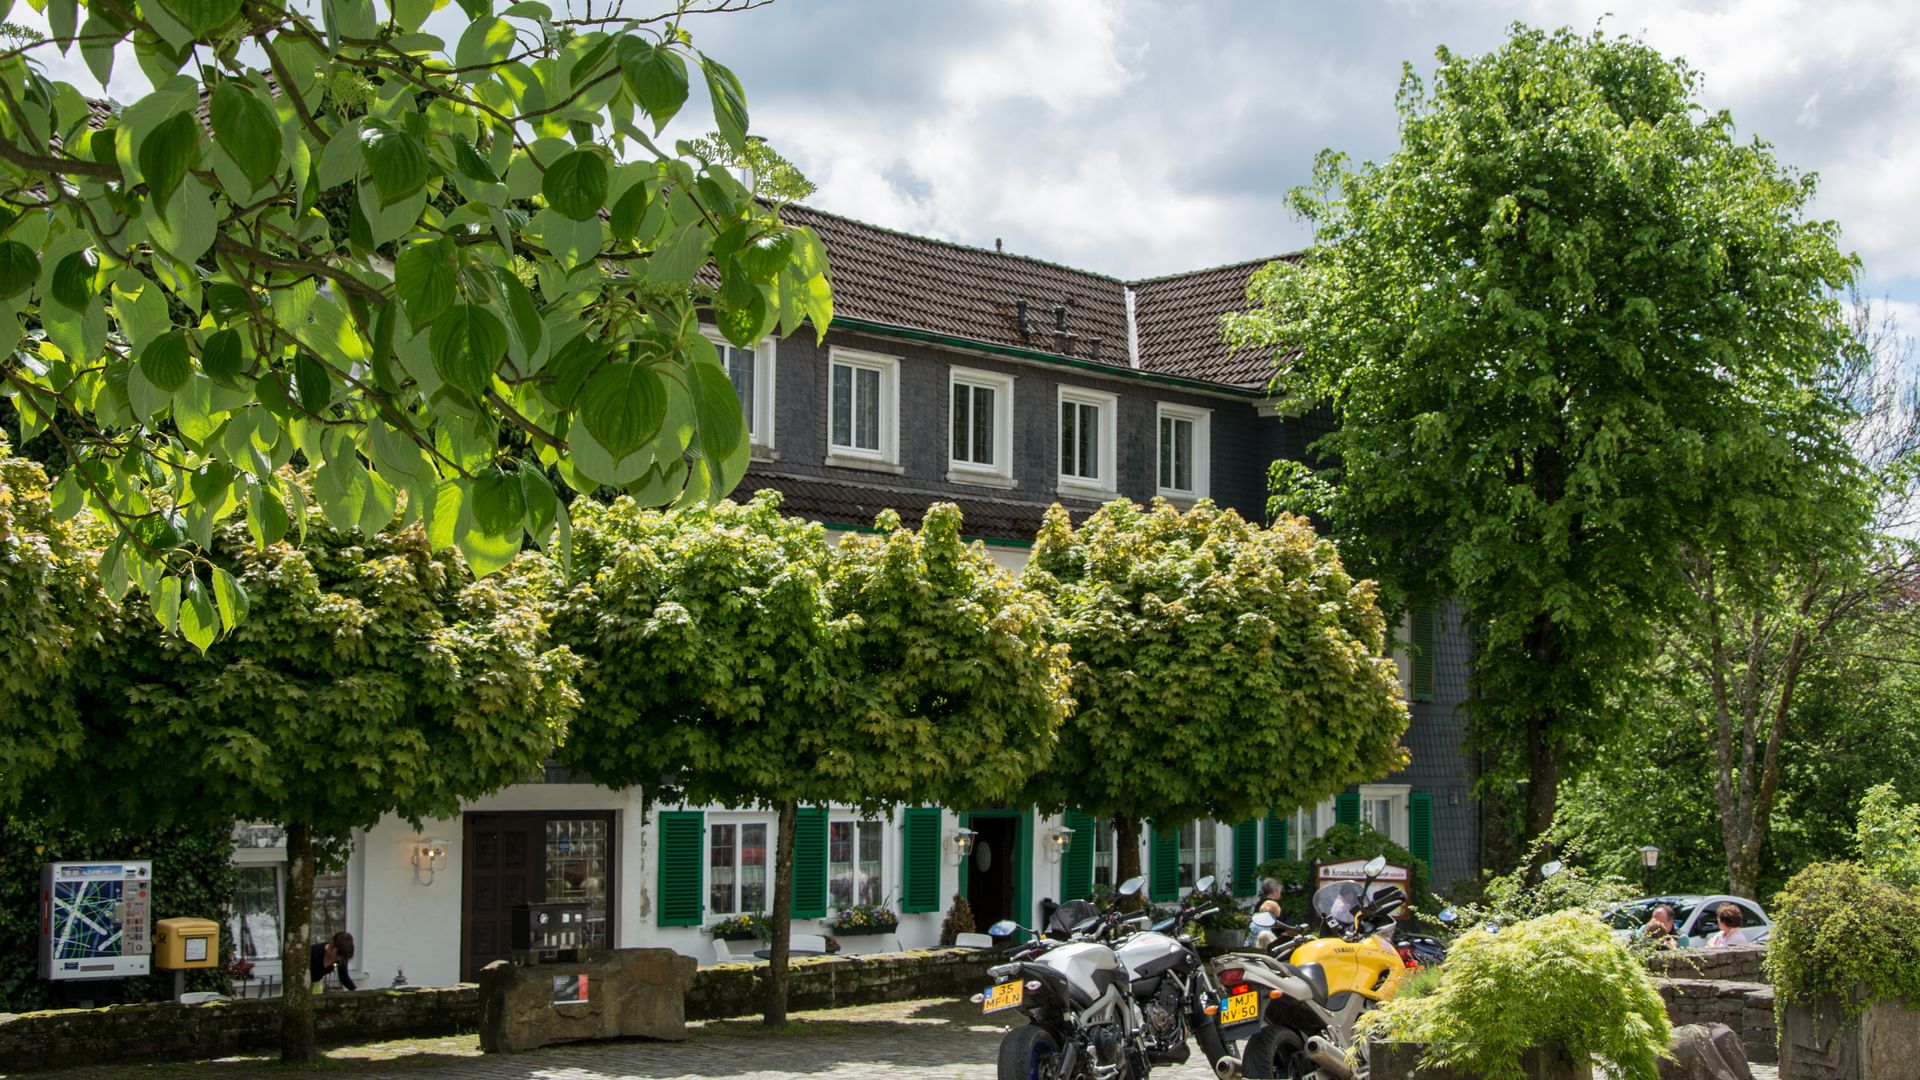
xmin=1607 ymin=895 xmax=1772 ymax=947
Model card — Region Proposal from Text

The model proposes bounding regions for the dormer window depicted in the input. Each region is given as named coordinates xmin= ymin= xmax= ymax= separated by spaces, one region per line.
xmin=948 ymin=367 xmax=1015 ymax=487
xmin=827 ymin=347 xmax=900 ymax=468
xmin=1156 ymin=403 xmax=1210 ymax=500
xmin=1058 ymin=386 xmax=1117 ymax=496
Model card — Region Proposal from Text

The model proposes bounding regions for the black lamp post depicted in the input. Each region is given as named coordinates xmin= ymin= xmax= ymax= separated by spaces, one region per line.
xmin=1638 ymin=845 xmax=1660 ymax=894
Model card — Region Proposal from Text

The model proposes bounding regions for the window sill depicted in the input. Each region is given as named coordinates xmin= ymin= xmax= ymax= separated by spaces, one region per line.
xmin=825 ymin=453 xmax=904 ymax=475
xmin=1156 ymin=490 xmax=1207 ymax=507
xmin=750 ymin=446 xmax=781 ymax=464
xmin=1055 ymin=481 xmax=1116 ymax=502
xmin=947 ymin=468 xmax=1016 ymax=490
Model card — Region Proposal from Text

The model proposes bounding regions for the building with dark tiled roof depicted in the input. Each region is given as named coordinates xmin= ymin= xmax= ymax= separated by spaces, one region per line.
xmin=308 ymin=204 xmax=1478 ymax=991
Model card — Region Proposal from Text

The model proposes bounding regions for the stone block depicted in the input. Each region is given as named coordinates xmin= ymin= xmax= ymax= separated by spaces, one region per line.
xmin=1657 ymin=1023 xmax=1753 ymax=1080
xmin=1369 ymin=1041 xmax=1593 ymax=1080
xmin=1780 ymin=992 xmax=1920 ymax=1080
xmin=477 ymin=948 xmax=697 ymax=1053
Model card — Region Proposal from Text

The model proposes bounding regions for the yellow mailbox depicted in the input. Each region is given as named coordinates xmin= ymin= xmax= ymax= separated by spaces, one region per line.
xmin=153 ymin=917 xmax=220 ymax=970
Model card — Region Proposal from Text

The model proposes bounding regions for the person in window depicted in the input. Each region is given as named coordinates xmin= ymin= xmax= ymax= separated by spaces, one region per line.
xmin=310 ymin=930 xmax=357 ymax=992
xmin=1641 ymin=904 xmax=1682 ymax=949
xmin=1706 ymin=905 xmax=1747 ymax=947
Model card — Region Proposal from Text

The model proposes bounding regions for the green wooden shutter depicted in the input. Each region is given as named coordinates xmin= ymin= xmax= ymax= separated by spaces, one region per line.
xmin=1409 ymin=792 xmax=1434 ymax=866
xmin=899 ymin=807 xmax=942 ymax=914
xmin=1264 ymin=811 xmax=1288 ymax=862
xmin=1411 ymin=606 xmax=1436 ymax=702
xmin=1232 ymin=820 xmax=1259 ymax=897
xmin=1335 ymin=793 xmax=1360 ymax=829
xmin=1062 ymin=812 xmax=1096 ymax=901
xmin=1149 ymin=825 xmax=1180 ymax=902
xmin=656 ymin=811 xmax=705 ymax=927
xmin=790 ymin=806 xmax=828 ymax=919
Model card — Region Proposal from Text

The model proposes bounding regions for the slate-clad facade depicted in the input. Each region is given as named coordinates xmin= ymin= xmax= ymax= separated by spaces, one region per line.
xmin=239 ymin=206 xmax=1479 ymax=991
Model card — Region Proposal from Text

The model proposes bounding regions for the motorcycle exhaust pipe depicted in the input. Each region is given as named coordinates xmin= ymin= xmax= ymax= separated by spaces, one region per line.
xmin=1304 ymin=1036 xmax=1355 ymax=1080
xmin=1212 ymin=1055 xmax=1243 ymax=1080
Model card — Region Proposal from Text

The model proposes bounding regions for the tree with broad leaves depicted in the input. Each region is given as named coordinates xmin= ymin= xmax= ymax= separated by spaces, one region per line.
xmin=1018 ymin=498 xmax=1408 ymax=889
xmin=1229 ymin=24 xmax=1863 ymax=853
xmin=0 ymin=0 xmax=830 ymax=650
xmin=553 ymin=494 xmax=1070 ymax=1025
xmin=25 ymin=491 xmax=580 ymax=1062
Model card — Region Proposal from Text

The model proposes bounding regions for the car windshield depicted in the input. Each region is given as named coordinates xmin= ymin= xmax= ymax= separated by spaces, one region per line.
xmin=1608 ymin=901 xmax=1698 ymax=932
xmin=1312 ymin=882 xmax=1365 ymax=925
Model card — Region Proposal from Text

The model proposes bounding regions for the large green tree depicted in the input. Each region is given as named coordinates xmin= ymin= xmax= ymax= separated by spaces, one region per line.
xmin=1020 ymin=498 xmax=1408 ymax=886
xmin=0 ymin=0 xmax=829 ymax=645
xmin=38 ymin=495 xmax=579 ymax=1061
xmin=554 ymin=494 xmax=1068 ymax=1025
xmin=1230 ymin=25 xmax=1862 ymax=847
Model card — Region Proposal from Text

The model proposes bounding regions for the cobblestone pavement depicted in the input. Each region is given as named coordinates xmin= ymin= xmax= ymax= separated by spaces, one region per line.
xmin=13 ymin=998 xmax=1781 ymax=1079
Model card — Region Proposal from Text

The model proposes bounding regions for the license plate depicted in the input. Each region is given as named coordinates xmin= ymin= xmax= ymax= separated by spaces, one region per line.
xmin=1220 ymin=991 xmax=1260 ymax=1026
xmin=982 ymin=981 xmax=1024 ymax=1013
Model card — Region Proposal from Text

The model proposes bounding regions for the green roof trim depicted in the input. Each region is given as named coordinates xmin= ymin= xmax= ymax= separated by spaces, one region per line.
xmin=830 ymin=317 xmax=1267 ymax=399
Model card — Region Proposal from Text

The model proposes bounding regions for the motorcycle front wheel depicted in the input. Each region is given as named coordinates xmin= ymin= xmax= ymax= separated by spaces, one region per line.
xmin=998 ymin=1023 xmax=1067 ymax=1080
xmin=1239 ymin=1025 xmax=1309 ymax=1079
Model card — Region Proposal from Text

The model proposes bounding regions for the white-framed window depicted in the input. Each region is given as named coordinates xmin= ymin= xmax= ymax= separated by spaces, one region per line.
xmin=948 ymin=366 xmax=1015 ymax=485
xmin=1058 ymin=386 xmax=1117 ymax=495
xmin=1178 ymin=820 xmax=1219 ymax=891
xmin=702 ymin=330 xmax=776 ymax=451
xmin=1293 ymin=798 xmax=1336 ymax=856
xmin=1359 ymin=784 xmax=1411 ymax=847
xmin=1155 ymin=402 xmax=1211 ymax=500
xmin=1091 ymin=818 xmax=1115 ymax=887
xmin=709 ymin=820 xmax=770 ymax=915
xmin=827 ymin=347 xmax=900 ymax=466
xmin=829 ymin=818 xmax=885 ymax=908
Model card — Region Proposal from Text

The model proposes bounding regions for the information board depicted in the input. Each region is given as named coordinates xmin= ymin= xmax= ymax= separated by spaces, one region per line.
xmin=38 ymin=861 xmax=153 ymax=980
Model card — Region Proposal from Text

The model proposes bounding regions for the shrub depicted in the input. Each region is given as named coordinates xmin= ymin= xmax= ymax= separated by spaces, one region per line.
xmin=1854 ymin=784 xmax=1920 ymax=888
xmin=1359 ymin=910 xmax=1671 ymax=1080
xmin=1452 ymin=836 xmax=1638 ymax=934
xmin=939 ymin=895 xmax=975 ymax=946
xmin=1255 ymin=823 xmax=1436 ymax=923
xmin=1766 ymin=861 xmax=1920 ymax=1017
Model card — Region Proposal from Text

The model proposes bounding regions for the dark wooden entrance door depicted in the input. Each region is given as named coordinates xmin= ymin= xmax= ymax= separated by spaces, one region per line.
xmin=965 ymin=816 xmax=1018 ymax=929
xmin=462 ymin=814 xmax=540 ymax=981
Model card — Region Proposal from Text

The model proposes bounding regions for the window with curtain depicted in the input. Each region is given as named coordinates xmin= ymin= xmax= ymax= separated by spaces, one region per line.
xmin=1092 ymin=818 xmax=1115 ymax=887
xmin=231 ymin=865 xmax=281 ymax=961
xmin=710 ymin=821 xmax=770 ymax=915
xmin=829 ymin=820 xmax=884 ymax=907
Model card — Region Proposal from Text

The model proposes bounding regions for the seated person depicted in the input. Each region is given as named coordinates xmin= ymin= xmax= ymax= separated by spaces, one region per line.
xmin=1705 ymin=905 xmax=1747 ymax=947
xmin=1641 ymin=904 xmax=1682 ymax=949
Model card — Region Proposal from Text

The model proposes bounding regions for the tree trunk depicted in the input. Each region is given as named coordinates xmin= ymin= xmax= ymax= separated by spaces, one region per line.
xmin=1524 ymin=712 xmax=1561 ymax=845
xmin=280 ymin=821 xmax=316 ymax=1063
xmin=1114 ymin=814 xmax=1142 ymax=909
xmin=764 ymin=798 xmax=796 ymax=1028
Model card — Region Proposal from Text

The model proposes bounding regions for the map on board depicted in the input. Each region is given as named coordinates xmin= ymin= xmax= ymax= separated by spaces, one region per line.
xmin=39 ymin=861 xmax=152 ymax=980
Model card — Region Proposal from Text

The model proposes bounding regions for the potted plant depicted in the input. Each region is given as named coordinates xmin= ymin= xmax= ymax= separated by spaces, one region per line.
xmin=829 ymin=902 xmax=900 ymax=936
xmin=1359 ymin=910 xmax=1669 ymax=1080
xmin=1188 ymin=880 xmax=1249 ymax=954
xmin=708 ymin=913 xmax=765 ymax=942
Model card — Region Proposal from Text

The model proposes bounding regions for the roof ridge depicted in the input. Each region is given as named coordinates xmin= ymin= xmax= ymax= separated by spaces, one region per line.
xmin=782 ymin=202 xmax=1125 ymax=286
xmin=1126 ymin=254 xmax=1296 ymax=288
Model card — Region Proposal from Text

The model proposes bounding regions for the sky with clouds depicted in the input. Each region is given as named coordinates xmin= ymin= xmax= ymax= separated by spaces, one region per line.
xmin=661 ymin=0 xmax=1919 ymax=324
xmin=24 ymin=0 xmax=1920 ymax=323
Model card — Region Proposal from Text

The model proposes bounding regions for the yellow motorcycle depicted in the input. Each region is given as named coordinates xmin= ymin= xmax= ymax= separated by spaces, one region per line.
xmin=1208 ymin=856 xmax=1410 ymax=1079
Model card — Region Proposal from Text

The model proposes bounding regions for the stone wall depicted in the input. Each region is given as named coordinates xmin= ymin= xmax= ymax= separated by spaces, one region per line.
xmin=1655 ymin=978 xmax=1776 ymax=1065
xmin=0 ymin=947 xmax=997 ymax=1072
xmin=1778 ymin=992 xmax=1920 ymax=1080
xmin=1646 ymin=944 xmax=1768 ymax=983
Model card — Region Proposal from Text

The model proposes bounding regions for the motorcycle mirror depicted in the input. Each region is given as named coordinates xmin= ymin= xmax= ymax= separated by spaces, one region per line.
xmin=1540 ymin=860 xmax=1565 ymax=880
xmin=1251 ymin=912 xmax=1277 ymax=928
xmin=1362 ymin=855 xmax=1388 ymax=878
xmin=1194 ymin=875 xmax=1216 ymax=894
xmin=987 ymin=920 xmax=1019 ymax=936
xmin=1437 ymin=907 xmax=1460 ymax=925
xmin=1119 ymin=875 xmax=1147 ymax=898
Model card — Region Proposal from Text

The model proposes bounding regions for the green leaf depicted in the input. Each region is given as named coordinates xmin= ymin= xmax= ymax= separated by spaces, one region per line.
xmin=316 ymin=120 xmax=365 ymax=189
xmin=427 ymin=479 xmax=464 ymax=551
xmin=294 ymin=353 xmax=332 ymax=414
xmin=139 ymin=330 xmax=193 ymax=392
xmin=541 ymin=332 xmax=606 ymax=408
xmin=0 ymin=241 xmax=35 ymax=297
xmin=362 ymin=122 xmax=429 ymax=207
xmin=155 ymin=0 xmax=240 ymax=37
xmin=689 ymin=352 xmax=748 ymax=490
xmin=472 ymin=467 xmax=526 ymax=535
xmin=209 ymin=83 xmax=282 ymax=187
xmin=246 ymin=480 xmax=291 ymax=547
xmin=50 ymin=248 xmax=97 ymax=311
xmin=179 ymin=575 xmax=217 ymax=653
xmin=619 ymin=40 xmax=688 ymax=131
xmin=49 ymin=469 xmax=84 ymax=519
xmin=210 ymin=565 xmax=249 ymax=628
xmin=521 ymin=461 xmax=558 ymax=543
xmin=608 ymin=182 xmax=652 ymax=244
xmin=451 ymin=134 xmax=499 ymax=183
xmin=456 ymin=16 xmax=515 ymax=71
xmin=578 ymin=361 xmax=665 ymax=460
xmin=201 ymin=328 xmax=245 ymax=383
xmin=154 ymin=575 xmax=182 ymax=632
xmin=138 ymin=111 xmax=200 ymax=205
xmin=395 ymin=238 xmax=458 ymax=325
xmin=428 ymin=303 xmax=508 ymax=398
xmin=542 ymin=148 xmax=609 ymax=221
xmin=700 ymin=53 xmax=750 ymax=153
xmin=646 ymin=223 xmax=712 ymax=284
